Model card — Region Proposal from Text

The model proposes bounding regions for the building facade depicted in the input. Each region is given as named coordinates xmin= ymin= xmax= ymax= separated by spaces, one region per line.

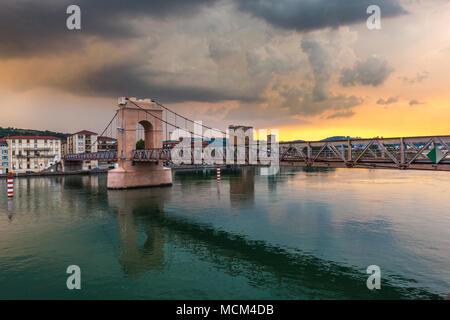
xmin=97 ymin=136 xmax=117 ymax=152
xmin=0 ymin=138 xmax=8 ymax=174
xmin=6 ymin=136 xmax=61 ymax=173
xmin=97 ymin=136 xmax=117 ymax=169
xmin=66 ymin=130 xmax=98 ymax=169
xmin=61 ymin=139 xmax=67 ymax=159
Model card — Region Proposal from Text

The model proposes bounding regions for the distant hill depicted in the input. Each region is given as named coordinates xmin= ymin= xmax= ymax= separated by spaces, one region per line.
xmin=0 ymin=127 xmax=69 ymax=140
xmin=321 ymin=136 xmax=361 ymax=141
xmin=285 ymin=136 xmax=360 ymax=142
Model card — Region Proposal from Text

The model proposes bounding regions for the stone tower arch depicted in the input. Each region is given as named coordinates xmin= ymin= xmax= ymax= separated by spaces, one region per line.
xmin=107 ymin=97 xmax=172 ymax=189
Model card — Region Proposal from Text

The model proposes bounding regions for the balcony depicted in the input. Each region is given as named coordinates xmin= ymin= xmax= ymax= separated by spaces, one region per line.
xmin=14 ymin=154 xmax=57 ymax=158
xmin=22 ymin=146 xmax=52 ymax=151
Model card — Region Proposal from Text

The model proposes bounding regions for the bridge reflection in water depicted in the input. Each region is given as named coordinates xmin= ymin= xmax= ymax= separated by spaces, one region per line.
xmin=98 ymin=169 xmax=440 ymax=299
xmin=108 ymin=187 xmax=169 ymax=276
xmin=0 ymin=169 xmax=446 ymax=299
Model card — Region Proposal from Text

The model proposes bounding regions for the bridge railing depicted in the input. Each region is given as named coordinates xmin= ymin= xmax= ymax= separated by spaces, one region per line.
xmin=132 ymin=149 xmax=172 ymax=162
xmin=64 ymin=151 xmax=117 ymax=161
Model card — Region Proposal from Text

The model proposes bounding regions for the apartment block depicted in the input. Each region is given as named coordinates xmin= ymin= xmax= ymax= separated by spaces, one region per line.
xmin=6 ymin=136 xmax=61 ymax=173
xmin=61 ymin=139 xmax=67 ymax=158
xmin=97 ymin=136 xmax=117 ymax=152
xmin=66 ymin=130 xmax=98 ymax=169
xmin=0 ymin=138 xmax=8 ymax=174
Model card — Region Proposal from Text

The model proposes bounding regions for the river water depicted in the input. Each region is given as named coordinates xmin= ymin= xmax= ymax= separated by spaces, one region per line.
xmin=0 ymin=167 xmax=449 ymax=299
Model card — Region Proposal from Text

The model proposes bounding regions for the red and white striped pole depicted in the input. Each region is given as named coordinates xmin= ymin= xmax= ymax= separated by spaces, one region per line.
xmin=7 ymin=172 xmax=13 ymax=197
xmin=216 ymin=164 xmax=221 ymax=181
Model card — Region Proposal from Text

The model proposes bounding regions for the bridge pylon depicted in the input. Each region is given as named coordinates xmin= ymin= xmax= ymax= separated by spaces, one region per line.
xmin=107 ymin=97 xmax=172 ymax=189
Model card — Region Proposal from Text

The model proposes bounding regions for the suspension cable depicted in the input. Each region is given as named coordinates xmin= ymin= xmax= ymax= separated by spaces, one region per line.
xmin=125 ymin=98 xmax=281 ymax=156
xmin=90 ymin=111 xmax=118 ymax=150
xmin=151 ymin=99 xmax=227 ymax=136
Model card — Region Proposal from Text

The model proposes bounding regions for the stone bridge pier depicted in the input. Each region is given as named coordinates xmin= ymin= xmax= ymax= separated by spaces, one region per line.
xmin=107 ymin=97 xmax=172 ymax=189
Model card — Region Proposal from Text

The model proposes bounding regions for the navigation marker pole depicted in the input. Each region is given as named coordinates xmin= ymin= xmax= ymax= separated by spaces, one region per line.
xmin=7 ymin=172 xmax=13 ymax=197
xmin=217 ymin=164 xmax=221 ymax=181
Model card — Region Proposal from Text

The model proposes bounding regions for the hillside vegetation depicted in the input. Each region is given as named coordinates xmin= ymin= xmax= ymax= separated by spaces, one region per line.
xmin=0 ymin=127 xmax=68 ymax=139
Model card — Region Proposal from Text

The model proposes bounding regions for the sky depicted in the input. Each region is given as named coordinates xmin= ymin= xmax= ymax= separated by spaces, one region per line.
xmin=0 ymin=0 xmax=449 ymax=141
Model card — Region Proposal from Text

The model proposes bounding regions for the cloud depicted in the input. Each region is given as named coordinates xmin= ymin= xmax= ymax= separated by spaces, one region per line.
xmin=51 ymin=59 xmax=262 ymax=103
xmin=0 ymin=0 xmax=407 ymax=59
xmin=2 ymin=4 xmax=306 ymax=106
xmin=377 ymin=96 xmax=398 ymax=105
xmin=301 ymin=38 xmax=333 ymax=101
xmin=0 ymin=0 xmax=219 ymax=58
xmin=399 ymin=71 xmax=429 ymax=84
xmin=339 ymin=56 xmax=394 ymax=87
xmin=235 ymin=0 xmax=406 ymax=32
xmin=282 ymin=89 xmax=363 ymax=117
xmin=0 ymin=0 xmax=395 ymax=123
xmin=409 ymin=99 xmax=425 ymax=106
xmin=327 ymin=110 xmax=355 ymax=119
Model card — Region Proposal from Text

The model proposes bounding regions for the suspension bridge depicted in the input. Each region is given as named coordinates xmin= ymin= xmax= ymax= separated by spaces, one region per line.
xmin=62 ymin=97 xmax=450 ymax=189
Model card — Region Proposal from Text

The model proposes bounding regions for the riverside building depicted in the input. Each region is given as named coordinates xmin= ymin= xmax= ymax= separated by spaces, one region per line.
xmin=6 ymin=136 xmax=61 ymax=173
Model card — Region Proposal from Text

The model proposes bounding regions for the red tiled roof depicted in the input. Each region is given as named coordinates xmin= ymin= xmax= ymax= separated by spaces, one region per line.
xmin=73 ymin=130 xmax=98 ymax=135
xmin=7 ymin=136 xmax=61 ymax=140
xmin=98 ymin=136 xmax=117 ymax=141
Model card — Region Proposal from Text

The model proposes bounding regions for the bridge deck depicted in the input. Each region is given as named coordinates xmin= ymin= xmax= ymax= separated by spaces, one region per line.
xmin=64 ymin=135 xmax=450 ymax=171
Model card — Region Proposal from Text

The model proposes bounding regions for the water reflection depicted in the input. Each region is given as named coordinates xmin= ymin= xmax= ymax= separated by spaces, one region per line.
xmin=229 ymin=167 xmax=255 ymax=207
xmin=0 ymin=168 xmax=447 ymax=299
xmin=108 ymin=188 xmax=171 ymax=276
xmin=104 ymin=177 xmax=440 ymax=299
xmin=7 ymin=198 xmax=13 ymax=221
xmin=61 ymin=174 xmax=104 ymax=192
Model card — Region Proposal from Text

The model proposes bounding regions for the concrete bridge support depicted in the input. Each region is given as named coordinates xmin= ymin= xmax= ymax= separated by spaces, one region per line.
xmin=107 ymin=98 xmax=172 ymax=189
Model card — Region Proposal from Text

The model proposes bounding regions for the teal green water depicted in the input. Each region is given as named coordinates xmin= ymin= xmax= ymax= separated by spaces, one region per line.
xmin=0 ymin=167 xmax=449 ymax=299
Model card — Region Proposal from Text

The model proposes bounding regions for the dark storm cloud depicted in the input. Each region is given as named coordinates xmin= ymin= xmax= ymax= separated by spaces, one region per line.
xmin=235 ymin=0 xmax=406 ymax=31
xmin=52 ymin=62 xmax=260 ymax=103
xmin=0 ymin=0 xmax=218 ymax=57
xmin=0 ymin=0 xmax=407 ymax=58
xmin=339 ymin=56 xmax=394 ymax=87
xmin=0 ymin=0 xmax=404 ymax=107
